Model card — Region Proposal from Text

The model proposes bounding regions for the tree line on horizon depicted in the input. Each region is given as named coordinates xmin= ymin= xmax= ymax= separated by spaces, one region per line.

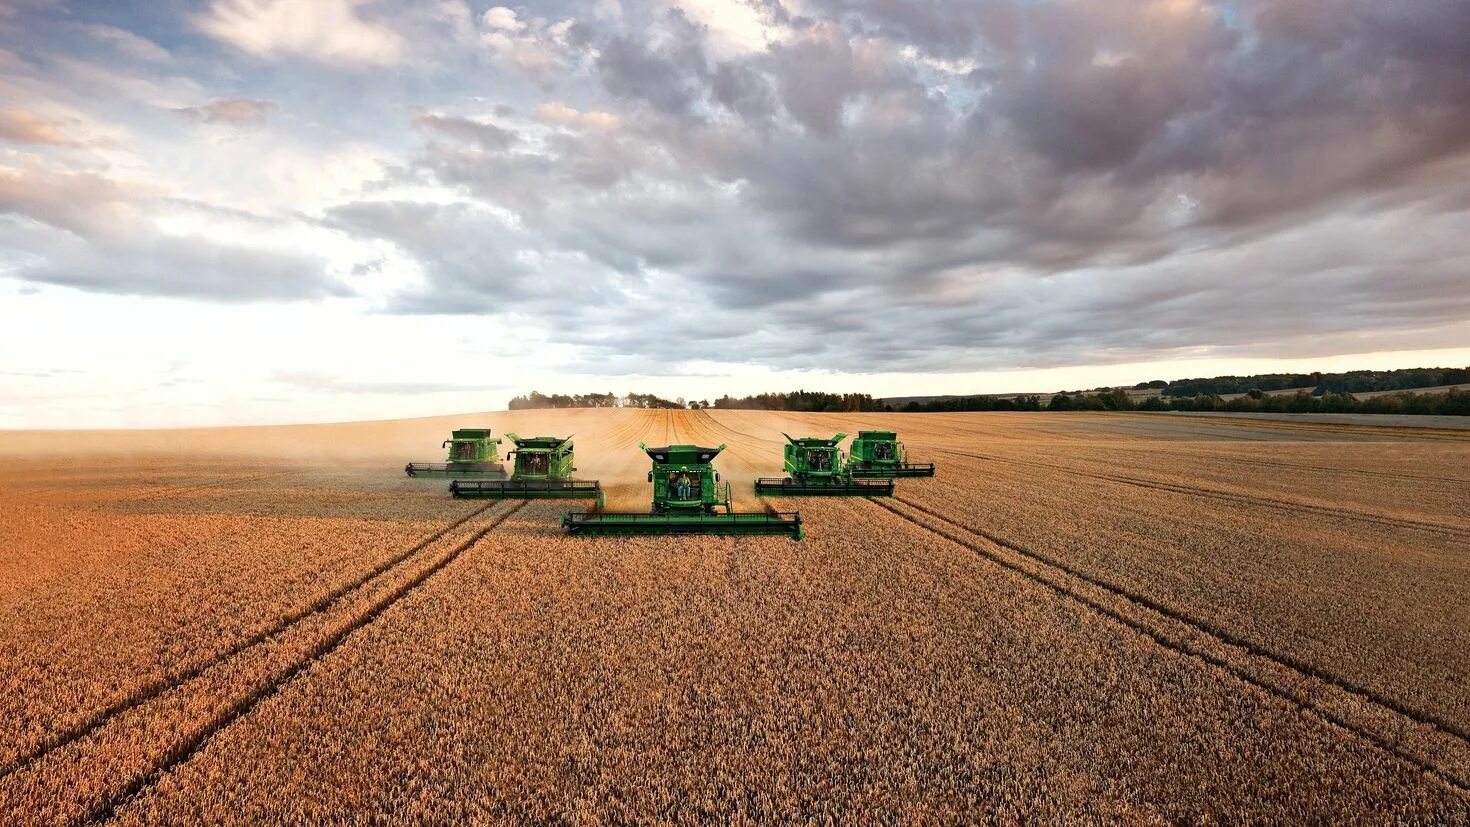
xmin=1130 ymin=366 xmax=1469 ymax=398
xmin=1049 ymin=388 xmax=1470 ymax=416
xmin=506 ymin=366 xmax=1470 ymax=416
xmin=507 ymin=390 xmax=885 ymax=412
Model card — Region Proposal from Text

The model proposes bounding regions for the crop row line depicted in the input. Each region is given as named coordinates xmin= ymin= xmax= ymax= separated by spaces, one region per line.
xmin=940 ymin=449 xmax=1470 ymax=540
xmin=693 ymin=410 xmax=782 ymax=447
xmin=1102 ymin=446 xmax=1470 ymax=486
xmin=1137 ymin=413 xmax=1470 ymax=442
xmin=0 ymin=498 xmax=502 ymax=780
xmin=890 ymin=488 xmax=1470 ymax=742
xmin=86 ymin=500 xmax=529 ymax=824
xmin=870 ymin=497 xmax=1470 ymax=795
xmin=123 ymin=470 xmax=301 ymax=503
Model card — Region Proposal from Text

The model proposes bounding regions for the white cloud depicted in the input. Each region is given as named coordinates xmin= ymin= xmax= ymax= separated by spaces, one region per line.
xmin=175 ymin=97 xmax=279 ymax=125
xmin=0 ymin=108 xmax=83 ymax=146
xmin=478 ymin=9 xmax=575 ymax=78
xmin=535 ymin=102 xmax=621 ymax=131
xmin=592 ymin=0 xmax=623 ymax=23
xmin=82 ymin=24 xmax=171 ymax=63
xmin=195 ymin=0 xmax=405 ymax=67
xmin=481 ymin=6 xmax=524 ymax=33
xmin=667 ymin=0 xmax=787 ymax=57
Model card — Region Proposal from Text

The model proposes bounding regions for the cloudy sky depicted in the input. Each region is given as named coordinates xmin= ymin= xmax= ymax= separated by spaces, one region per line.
xmin=2 ymin=0 xmax=1468 ymax=426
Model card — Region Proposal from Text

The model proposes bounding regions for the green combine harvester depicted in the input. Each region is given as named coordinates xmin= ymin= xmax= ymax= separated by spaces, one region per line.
xmin=563 ymin=443 xmax=802 ymax=539
xmin=845 ymin=430 xmax=936 ymax=478
xmin=754 ymin=433 xmax=894 ymax=497
xmin=404 ymin=428 xmax=507 ymax=478
xmin=449 ymin=434 xmax=603 ymax=506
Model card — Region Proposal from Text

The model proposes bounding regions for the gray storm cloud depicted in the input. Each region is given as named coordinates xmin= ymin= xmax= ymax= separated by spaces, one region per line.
xmin=376 ymin=0 xmax=1470 ymax=372
xmin=1 ymin=0 xmax=1467 ymax=373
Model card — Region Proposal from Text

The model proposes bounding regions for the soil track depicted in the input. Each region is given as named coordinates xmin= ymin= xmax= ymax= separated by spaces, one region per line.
xmin=0 ymin=499 xmax=502 ymax=779
xmin=85 ymin=502 xmax=528 ymax=825
xmin=938 ymin=447 xmax=1470 ymax=539
xmin=0 ymin=498 xmax=526 ymax=824
xmin=873 ymin=494 xmax=1470 ymax=787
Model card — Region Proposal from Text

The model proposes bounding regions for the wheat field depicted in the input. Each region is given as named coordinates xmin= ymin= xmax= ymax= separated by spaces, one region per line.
xmin=1 ymin=409 xmax=1467 ymax=823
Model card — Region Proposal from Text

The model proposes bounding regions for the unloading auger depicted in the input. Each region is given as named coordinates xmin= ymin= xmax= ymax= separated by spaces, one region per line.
xmin=404 ymin=428 xmax=507 ymax=478
xmin=563 ymin=443 xmax=802 ymax=539
xmin=449 ymin=434 xmax=603 ymax=506
xmin=754 ymin=433 xmax=894 ymax=497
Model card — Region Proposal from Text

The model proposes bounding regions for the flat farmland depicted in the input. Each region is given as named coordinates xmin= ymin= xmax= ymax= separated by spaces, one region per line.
xmin=1 ymin=410 xmax=1467 ymax=822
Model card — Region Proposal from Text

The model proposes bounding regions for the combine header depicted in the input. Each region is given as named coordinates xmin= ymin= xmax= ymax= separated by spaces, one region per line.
xmin=755 ymin=433 xmax=894 ymax=497
xmin=845 ymin=430 xmax=935 ymax=478
xmin=405 ymin=428 xmax=506 ymax=478
xmin=563 ymin=443 xmax=802 ymax=539
xmin=449 ymin=434 xmax=603 ymax=506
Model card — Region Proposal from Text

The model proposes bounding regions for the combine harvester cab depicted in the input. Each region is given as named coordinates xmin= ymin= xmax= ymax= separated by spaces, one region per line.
xmin=845 ymin=430 xmax=936 ymax=478
xmin=563 ymin=443 xmax=802 ymax=539
xmin=449 ymin=434 xmax=603 ymax=506
xmin=404 ymin=428 xmax=507 ymax=478
xmin=754 ymin=434 xmax=894 ymax=497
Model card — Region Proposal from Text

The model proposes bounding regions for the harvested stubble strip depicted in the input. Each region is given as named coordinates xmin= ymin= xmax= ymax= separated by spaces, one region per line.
xmin=1042 ymin=440 xmax=1470 ymax=520
xmin=0 ymin=462 xmax=487 ymax=765
xmin=941 ymin=446 xmax=1470 ymax=538
xmin=898 ymin=448 xmax=1470 ymax=736
xmin=0 ymin=501 xmax=522 ymax=824
xmin=878 ymin=495 xmax=1470 ymax=791
xmin=0 ymin=508 xmax=471 ymax=769
xmin=109 ymin=500 xmax=1468 ymax=823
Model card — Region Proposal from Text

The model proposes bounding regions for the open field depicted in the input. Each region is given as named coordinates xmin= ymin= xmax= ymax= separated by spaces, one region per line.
xmin=1143 ymin=410 xmax=1470 ymax=431
xmin=1 ymin=410 xmax=1468 ymax=822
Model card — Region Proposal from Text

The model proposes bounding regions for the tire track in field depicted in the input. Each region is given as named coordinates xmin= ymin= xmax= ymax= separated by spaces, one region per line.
xmin=0 ymin=499 xmax=501 ymax=780
xmin=679 ymin=412 xmax=771 ymax=506
xmin=583 ymin=409 xmax=655 ymax=459
xmin=84 ymin=500 xmax=528 ymax=824
xmin=584 ymin=408 xmax=649 ymax=450
xmin=121 ymin=470 xmax=301 ymax=503
xmin=694 ymin=410 xmax=784 ymax=447
xmin=868 ymin=497 xmax=1470 ymax=794
xmin=1131 ymin=413 xmax=1470 ymax=442
xmin=938 ymin=448 xmax=1470 ymax=540
xmin=1105 ymin=446 xmax=1470 ymax=486
xmin=29 ymin=470 xmax=298 ymax=507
